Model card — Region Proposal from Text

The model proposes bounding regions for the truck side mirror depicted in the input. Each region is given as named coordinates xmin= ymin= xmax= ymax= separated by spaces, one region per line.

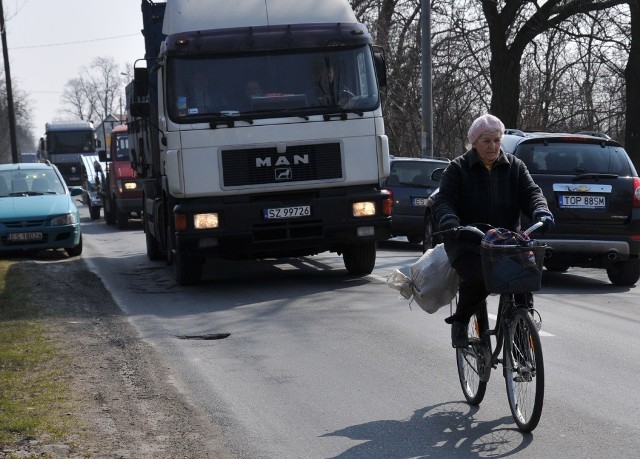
xmin=374 ymin=52 xmax=387 ymax=89
xmin=134 ymin=67 xmax=149 ymax=98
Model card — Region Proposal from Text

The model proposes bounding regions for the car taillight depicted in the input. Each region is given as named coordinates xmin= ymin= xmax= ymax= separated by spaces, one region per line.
xmin=634 ymin=177 xmax=640 ymax=208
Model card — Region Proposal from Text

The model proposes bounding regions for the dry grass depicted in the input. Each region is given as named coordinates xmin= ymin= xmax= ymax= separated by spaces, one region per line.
xmin=0 ymin=260 xmax=75 ymax=445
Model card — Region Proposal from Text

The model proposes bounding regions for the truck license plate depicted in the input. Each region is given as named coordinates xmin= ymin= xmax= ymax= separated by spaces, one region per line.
xmin=558 ymin=195 xmax=606 ymax=209
xmin=8 ymin=232 xmax=43 ymax=242
xmin=263 ymin=205 xmax=311 ymax=219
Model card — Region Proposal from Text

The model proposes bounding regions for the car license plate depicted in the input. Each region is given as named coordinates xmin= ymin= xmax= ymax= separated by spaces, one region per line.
xmin=8 ymin=232 xmax=43 ymax=242
xmin=412 ymin=197 xmax=429 ymax=206
xmin=558 ymin=195 xmax=606 ymax=209
xmin=263 ymin=205 xmax=311 ymax=219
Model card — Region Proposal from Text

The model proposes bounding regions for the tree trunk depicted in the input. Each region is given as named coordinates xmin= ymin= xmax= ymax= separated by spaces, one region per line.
xmin=626 ymin=0 xmax=640 ymax=167
xmin=489 ymin=52 xmax=522 ymax=129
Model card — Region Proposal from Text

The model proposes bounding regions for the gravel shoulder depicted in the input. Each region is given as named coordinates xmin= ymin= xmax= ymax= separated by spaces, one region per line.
xmin=2 ymin=256 xmax=234 ymax=459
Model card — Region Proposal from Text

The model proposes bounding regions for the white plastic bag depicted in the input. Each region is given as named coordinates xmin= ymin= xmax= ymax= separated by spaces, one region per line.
xmin=387 ymin=243 xmax=459 ymax=314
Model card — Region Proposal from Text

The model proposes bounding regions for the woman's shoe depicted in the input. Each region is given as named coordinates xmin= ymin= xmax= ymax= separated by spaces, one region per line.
xmin=451 ymin=321 xmax=468 ymax=348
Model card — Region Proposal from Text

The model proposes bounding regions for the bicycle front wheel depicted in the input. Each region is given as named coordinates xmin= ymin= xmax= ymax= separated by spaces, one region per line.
xmin=457 ymin=311 xmax=490 ymax=405
xmin=504 ymin=309 xmax=544 ymax=432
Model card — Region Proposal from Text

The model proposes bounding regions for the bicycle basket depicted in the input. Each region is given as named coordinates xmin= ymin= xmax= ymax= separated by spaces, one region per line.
xmin=480 ymin=229 xmax=546 ymax=294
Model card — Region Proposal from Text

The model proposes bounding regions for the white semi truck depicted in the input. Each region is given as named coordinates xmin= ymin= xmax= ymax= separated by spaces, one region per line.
xmin=129 ymin=0 xmax=392 ymax=284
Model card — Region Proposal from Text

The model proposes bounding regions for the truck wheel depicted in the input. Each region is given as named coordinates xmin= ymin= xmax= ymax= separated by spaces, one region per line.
xmin=66 ymin=235 xmax=83 ymax=257
xmin=116 ymin=207 xmax=129 ymax=230
xmin=173 ymin=252 xmax=204 ymax=285
xmin=145 ymin=221 xmax=164 ymax=261
xmin=606 ymin=259 xmax=640 ymax=286
xmin=89 ymin=206 xmax=101 ymax=220
xmin=343 ymin=242 xmax=376 ymax=275
xmin=165 ymin=226 xmax=174 ymax=266
xmin=105 ymin=198 xmax=116 ymax=225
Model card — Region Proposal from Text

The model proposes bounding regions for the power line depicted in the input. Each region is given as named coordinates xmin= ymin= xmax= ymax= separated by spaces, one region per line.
xmin=11 ymin=33 xmax=139 ymax=50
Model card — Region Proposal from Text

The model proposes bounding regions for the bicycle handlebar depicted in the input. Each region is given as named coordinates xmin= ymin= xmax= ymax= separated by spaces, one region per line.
xmin=434 ymin=221 xmax=545 ymax=239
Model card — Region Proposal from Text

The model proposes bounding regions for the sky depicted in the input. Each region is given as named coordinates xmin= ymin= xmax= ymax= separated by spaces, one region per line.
xmin=3 ymin=0 xmax=146 ymax=143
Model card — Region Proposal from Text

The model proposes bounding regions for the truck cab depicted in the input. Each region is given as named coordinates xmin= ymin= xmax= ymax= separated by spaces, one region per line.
xmin=98 ymin=125 xmax=143 ymax=229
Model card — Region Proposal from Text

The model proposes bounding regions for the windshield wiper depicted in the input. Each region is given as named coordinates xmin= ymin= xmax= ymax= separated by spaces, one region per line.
xmin=322 ymin=105 xmax=364 ymax=120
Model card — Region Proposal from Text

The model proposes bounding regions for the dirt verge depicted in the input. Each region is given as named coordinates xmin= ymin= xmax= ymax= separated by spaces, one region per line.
xmin=1 ymin=256 xmax=233 ymax=459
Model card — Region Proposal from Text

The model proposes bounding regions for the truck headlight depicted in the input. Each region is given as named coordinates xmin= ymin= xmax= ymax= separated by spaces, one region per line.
xmin=194 ymin=213 xmax=219 ymax=229
xmin=352 ymin=201 xmax=376 ymax=217
xmin=117 ymin=180 xmax=138 ymax=193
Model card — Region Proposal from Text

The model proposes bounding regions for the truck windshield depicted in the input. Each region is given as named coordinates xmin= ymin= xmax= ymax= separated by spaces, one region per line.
xmin=114 ymin=134 xmax=130 ymax=161
xmin=47 ymin=131 xmax=95 ymax=154
xmin=166 ymin=45 xmax=379 ymax=122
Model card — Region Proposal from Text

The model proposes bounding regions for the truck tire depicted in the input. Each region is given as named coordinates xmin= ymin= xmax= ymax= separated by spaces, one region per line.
xmin=89 ymin=205 xmax=101 ymax=220
xmin=174 ymin=252 xmax=204 ymax=285
xmin=105 ymin=197 xmax=116 ymax=225
xmin=606 ymin=259 xmax=640 ymax=286
xmin=343 ymin=242 xmax=376 ymax=275
xmin=145 ymin=220 xmax=164 ymax=261
xmin=116 ymin=207 xmax=129 ymax=230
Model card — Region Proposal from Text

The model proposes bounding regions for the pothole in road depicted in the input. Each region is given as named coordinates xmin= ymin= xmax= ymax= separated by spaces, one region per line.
xmin=176 ymin=333 xmax=231 ymax=340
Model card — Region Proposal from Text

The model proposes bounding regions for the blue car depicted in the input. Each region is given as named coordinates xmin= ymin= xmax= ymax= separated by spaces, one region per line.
xmin=0 ymin=162 xmax=83 ymax=257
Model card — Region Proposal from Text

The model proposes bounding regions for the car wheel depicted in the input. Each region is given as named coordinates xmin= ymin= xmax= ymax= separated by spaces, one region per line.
xmin=606 ymin=259 xmax=640 ymax=286
xmin=422 ymin=214 xmax=435 ymax=253
xmin=66 ymin=235 xmax=83 ymax=257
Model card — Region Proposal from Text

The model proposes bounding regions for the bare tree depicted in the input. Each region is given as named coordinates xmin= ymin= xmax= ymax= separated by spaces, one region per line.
xmin=480 ymin=0 xmax=627 ymax=127
xmin=61 ymin=56 xmax=127 ymax=123
xmin=1 ymin=72 xmax=34 ymax=163
xmin=626 ymin=0 xmax=640 ymax=164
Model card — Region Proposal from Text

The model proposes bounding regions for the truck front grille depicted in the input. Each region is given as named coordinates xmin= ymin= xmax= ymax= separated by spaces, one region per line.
xmin=221 ymin=143 xmax=342 ymax=187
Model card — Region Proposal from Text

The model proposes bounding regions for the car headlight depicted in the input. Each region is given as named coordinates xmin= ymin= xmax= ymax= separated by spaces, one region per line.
xmin=51 ymin=213 xmax=78 ymax=226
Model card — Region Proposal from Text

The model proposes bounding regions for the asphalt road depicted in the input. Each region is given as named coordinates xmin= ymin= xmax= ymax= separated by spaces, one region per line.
xmin=78 ymin=206 xmax=640 ymax=458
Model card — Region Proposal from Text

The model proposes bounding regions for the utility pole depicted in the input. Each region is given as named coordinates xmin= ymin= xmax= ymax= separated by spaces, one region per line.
xmin=420 ymin=0 xmax=433 ymax=158
xmin=0 ymin=0 xmax=19 ymax=163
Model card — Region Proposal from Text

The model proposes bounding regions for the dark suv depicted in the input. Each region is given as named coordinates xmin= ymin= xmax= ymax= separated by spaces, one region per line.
xmin=502 ymin=131 xmax=640 ymax=286
xmin=383 ymin=156 xmax=449 ymax=244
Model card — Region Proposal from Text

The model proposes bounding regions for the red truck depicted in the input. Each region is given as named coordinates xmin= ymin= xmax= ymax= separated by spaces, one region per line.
xmin=98 ymin=124 xmax=143 ymax=229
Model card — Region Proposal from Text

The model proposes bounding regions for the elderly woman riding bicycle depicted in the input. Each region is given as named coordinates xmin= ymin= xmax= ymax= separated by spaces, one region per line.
xmin=432 ymin=114 xmax=555 ymax=348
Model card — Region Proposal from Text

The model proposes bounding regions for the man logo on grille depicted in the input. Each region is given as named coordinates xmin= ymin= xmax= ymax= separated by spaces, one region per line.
xmin=275 ymin=168 xmax=292 ymax=180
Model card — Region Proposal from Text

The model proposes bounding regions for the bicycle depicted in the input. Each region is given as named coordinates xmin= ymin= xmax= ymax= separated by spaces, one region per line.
xmin=435 ymin=221 xmax=547 ymax=432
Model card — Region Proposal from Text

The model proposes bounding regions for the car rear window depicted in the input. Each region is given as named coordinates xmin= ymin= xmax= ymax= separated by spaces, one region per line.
xmin=515 ymin=142 xmax=634 ymax=176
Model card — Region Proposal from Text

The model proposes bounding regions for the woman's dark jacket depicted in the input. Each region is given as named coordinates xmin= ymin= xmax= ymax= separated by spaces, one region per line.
xmin=432 ymin=148 xmax=548 ymax=263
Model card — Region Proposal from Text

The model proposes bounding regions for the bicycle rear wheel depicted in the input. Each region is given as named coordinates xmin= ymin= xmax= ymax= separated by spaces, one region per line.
xmin=456 ymin=310 xmax=490 ymax=405
xmin=504 ymin=309 xmax=544 ymax=432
